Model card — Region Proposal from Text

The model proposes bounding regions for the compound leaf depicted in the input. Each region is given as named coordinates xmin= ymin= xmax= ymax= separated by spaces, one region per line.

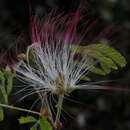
xmin=72 ymin=43 xmax=126 ymax=75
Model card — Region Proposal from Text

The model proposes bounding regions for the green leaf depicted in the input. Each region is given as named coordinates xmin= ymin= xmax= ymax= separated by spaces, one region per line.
xmin=0 ymin=70 xmax=8 ymax=104
xmin=71 ymin=43 xmax=126 ymax=75
xmin=30 ymin=125 xmax=37 ymax=130
xmin=0 ymin=67 xmax=13 ymax=122
xmin=87 ymin=65 xmax=106 ymax=75
xmin=0 ymin=107 xmax=4 ymax=121
xmin=19 ymin=116 xmax=37 ymax=124
xmin=4 ymin=67 xmax=14 ymax=95
xmin=81 ymin=76 xmax=91 ymax=81
xmin=100 ymin=62 xmax=111 ymax=74
xmin=39 ymin=118 xmax=52 ymax=130
xmin=90 ymin=44 xmax=126 ymax=67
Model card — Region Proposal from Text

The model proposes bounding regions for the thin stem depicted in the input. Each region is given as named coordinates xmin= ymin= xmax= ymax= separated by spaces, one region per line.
xmin=43 ymin=93 xmax=55 ymax=126
xmin=55 ymin=94 xmax=64 ymax=128
xmin=0 ymin=103 xmax=41 ymax=116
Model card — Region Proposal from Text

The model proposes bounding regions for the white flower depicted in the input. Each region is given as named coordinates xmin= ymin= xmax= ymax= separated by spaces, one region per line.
xmin=13 ymin=8 xmax=108 ymax=96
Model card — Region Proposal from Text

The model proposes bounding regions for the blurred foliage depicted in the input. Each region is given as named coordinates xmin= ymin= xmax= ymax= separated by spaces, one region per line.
xmin=0 ymin=67 xmax=13 ymax=121
xmin=19 ymin=116 xmax=52 ymax=130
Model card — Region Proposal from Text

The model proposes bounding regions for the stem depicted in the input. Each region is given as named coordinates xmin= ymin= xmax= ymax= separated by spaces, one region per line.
xmin=42 ymin=93 xmax=55 ymax=126
xmin=55 ymin=94 xmax=64 ymax=127
xmin=0 ymin=103 xmax=41 ymax=115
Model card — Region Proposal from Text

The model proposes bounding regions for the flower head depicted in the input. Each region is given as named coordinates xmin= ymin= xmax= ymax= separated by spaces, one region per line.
xmin=9 ymin=8 xmax=120 ymax=96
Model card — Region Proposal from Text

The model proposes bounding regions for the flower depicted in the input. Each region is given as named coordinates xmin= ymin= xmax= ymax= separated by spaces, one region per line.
xmin=12 ymin=7 xmax=114 ymax=96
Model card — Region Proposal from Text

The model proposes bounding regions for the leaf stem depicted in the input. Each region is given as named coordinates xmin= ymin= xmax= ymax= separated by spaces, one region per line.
xmin=0 ymin=103 xmax=41 ymax=116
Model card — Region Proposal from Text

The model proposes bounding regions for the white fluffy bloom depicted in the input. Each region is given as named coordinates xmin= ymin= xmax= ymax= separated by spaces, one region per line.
xmin=13 ymin=8 xmax=108 ymax=96
xmin=15 ymin=43 xmax=103 ymax=95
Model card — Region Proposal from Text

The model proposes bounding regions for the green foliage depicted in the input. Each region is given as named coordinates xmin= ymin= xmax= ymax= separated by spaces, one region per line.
xmin=18 ymin=116 xmax=37 ymax=124
xmin=0 ymin=108 xmax=4 ymax=121
xmin=5 ymin=67 xmax=14 ymax=95
xmin=0 ymin=66 xmax=14 ymax=121
xmin=81 ymin=76 xmax=91 ymax=81
xmin=30 ymin=126 xmax=37 ymax=130
xmin=19 ymin=116 xmax=52 ymax=130
xmin=72 ymin=43 xmax=126 ymax=80
xmin=0 ymin=70 xmax=8 ymax=104
xmin=39 ymin=118 xmax=52 ymax=130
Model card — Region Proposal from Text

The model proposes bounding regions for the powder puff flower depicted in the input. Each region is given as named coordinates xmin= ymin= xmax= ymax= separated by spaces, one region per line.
xmin=13 ymin=8 xmax=114 ymax=96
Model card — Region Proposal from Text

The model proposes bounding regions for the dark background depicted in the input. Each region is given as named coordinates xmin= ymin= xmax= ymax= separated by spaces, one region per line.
xmin=0 ymin=0 xmax=130 ymax=130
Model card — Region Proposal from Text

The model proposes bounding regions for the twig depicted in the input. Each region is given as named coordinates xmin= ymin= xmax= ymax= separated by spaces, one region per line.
xmin=0 ymin=103 xmax=41 ymax=116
